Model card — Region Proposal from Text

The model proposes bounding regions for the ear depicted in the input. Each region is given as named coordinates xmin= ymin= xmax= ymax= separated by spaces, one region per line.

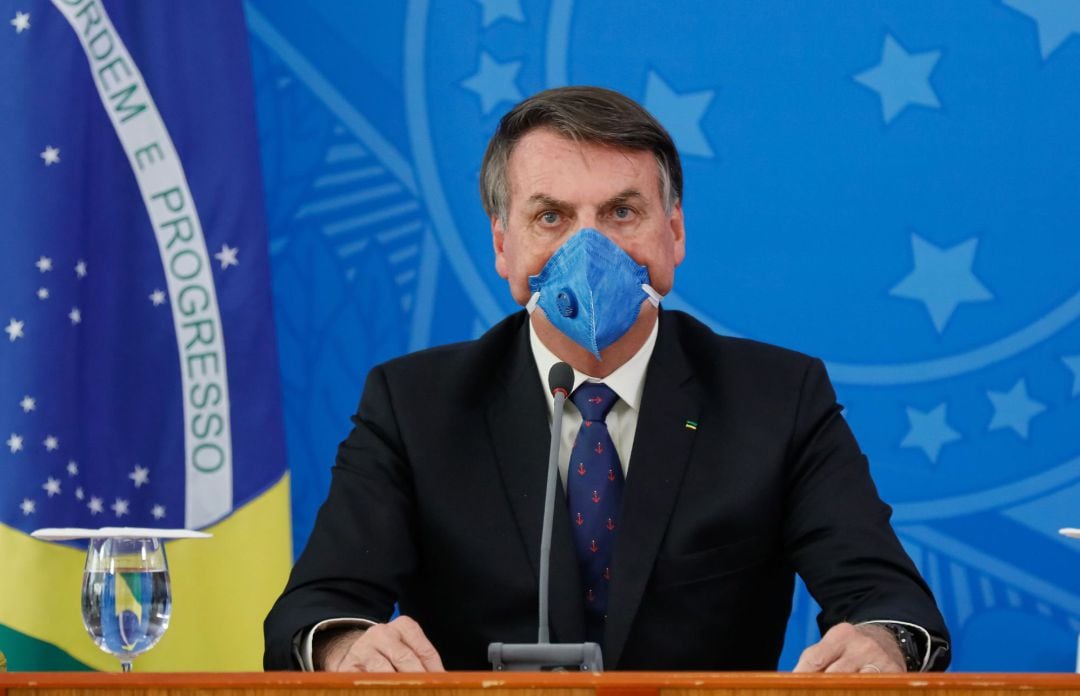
xmin=669 ymin=201 xmax=686 ymax=266
xmin=492 ymin=215 xmax=510 ymax=279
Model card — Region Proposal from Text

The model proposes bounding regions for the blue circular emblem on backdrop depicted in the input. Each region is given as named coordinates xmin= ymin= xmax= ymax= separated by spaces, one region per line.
xmin=405 ymin=0 xmax=1080 ymax=503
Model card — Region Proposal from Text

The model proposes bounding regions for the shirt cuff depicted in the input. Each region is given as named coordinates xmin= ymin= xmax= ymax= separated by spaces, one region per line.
xmin=857 ymin=619 xmax=947 ymax=672
xmin=292 ymin=617 xmax=378 ymax=671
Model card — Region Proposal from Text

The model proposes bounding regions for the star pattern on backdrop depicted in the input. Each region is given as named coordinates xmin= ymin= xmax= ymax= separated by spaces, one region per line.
xmin=474 ymin=0 xmax=523 ymax=27
xmin=74 ymin=260 xmax=87 ymax=278
xmin=461 ymin=51 xmax=523 ymax=115
xmin=643 ymin=70 xmax=715 ymax=158
xmin=987 ymin=379 xmax=1046 ymax=438
xmin=890 ymin=234 xmax=992 ymax=333
xmin=36 ymin=256 xmax=52 ymax=272
xmin=36 ymin=287 xmax=49 ymax=300
xmin=20 ymin=395 xmax=35 ymax=412
xmin=152 ymin=504 xmax=166 ymax=520
xmin=214 ymin=243 xmax=239 ymax=269
xmin=39 ymin=146 xmax=60 ymax=166
xmin=43 ymin=435 xmax=59 ymax=451
xmin=66 ymin=460 xmax=79 ymax=476
xmin=149 ymin=289 xmax=167 ymax=306
xmin=10 ymin=11 xmax=29 ymax=33
xmin=1003 ymin=0 xmax=1080 ymax=60
xmin=7 ymin=433 xmax=24 ymax=454
xmin=68 ymin=307 xmax=81 ymax=325
xmin=854 ymin=33 xmax=942 ymax=125
xmin=901 ymin=403 xmax=961 ymax=463
xmin=1064 ymin=355 xmax=1080 ymax=397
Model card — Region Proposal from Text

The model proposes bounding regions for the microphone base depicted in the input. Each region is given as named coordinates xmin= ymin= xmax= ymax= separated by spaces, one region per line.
xmin=488 ymin=642 xmax=603 ymax=672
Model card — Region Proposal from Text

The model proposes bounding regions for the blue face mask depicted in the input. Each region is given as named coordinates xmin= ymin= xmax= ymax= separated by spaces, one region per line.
xmin=526 ymin=228 xmax=663 ymax=358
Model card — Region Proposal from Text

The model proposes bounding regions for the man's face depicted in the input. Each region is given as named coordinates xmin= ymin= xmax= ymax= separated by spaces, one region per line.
xmin=492 ymin=128 xmax=686 ymax=306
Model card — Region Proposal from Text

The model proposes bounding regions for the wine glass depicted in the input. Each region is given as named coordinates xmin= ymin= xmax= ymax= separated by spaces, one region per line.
xmin=80 ymin=536 xmax=172 ymax=672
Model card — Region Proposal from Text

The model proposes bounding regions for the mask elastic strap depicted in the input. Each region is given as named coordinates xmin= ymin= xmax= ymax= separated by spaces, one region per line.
xmin=642 ymin=284 xmax=663 ymax=308
xmin=526 ymin=291 xmax=541 ymax=314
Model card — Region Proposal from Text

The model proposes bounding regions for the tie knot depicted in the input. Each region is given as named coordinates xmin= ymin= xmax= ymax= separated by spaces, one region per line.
xmin=571 ymin=383 xmax=618 ymax=422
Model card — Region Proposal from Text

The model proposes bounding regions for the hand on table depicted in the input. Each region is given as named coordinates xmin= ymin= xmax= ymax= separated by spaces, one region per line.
xmin=793 ymin=622 xmax=905 ymax=673
xmin=316 ymin=615 xmax=445 ymax=672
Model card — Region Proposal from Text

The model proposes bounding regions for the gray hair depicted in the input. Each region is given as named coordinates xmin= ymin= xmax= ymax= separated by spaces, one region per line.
xmin=479 ymin=86 xmax=683 ymax=226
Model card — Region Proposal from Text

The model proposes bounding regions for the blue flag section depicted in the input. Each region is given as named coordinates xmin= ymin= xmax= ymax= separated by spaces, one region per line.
xmin=247 ymin=0 xmax=1080 ymax=672
xmin=0 ymin=0 xmax=290 ymax=670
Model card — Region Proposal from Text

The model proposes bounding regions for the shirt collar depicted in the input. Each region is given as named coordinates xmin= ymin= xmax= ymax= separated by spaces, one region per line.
xmin=529 ymin=317 xmax=659 ymax=415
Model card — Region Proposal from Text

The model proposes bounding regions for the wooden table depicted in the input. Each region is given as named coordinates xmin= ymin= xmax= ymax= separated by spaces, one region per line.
xmin=2 ymin=672 xmax=1080 ymax=696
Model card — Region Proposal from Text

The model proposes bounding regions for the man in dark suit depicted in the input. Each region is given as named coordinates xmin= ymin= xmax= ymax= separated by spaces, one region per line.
xmin=264 ymin=86 xmax=950 ymax=673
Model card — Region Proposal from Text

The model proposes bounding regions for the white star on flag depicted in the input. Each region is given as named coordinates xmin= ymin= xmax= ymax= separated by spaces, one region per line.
xmin=88 ymin=497 xmax=104 ymax=515
xmin=75 ymin=260 xmax=87 ymax=277
xmin=6 ymin=433 xmax=23 ymax=453
xmin=20 ymin=499 xmax=35 ymax=515
xmin=111 ymin=498 xmax=130 ymax=517
xmin=37 ymin=287 xmax=49 ymax=300
xmin=43 ymin=477 xmax=61 ymax=497
xmin=149 ymin=289 xmax=166 ymax=306
xmin=43 ymin=435 xmax=59 ymax=451
xmin=67 ymin=460 xmax=78 ymax=475
xmin=214 ymin=243 xmax=239 ymax=269
xmin=75 ymin=486 xmax=85 ymax=500
xmin=68 ymin=307 xmax=81 ymax=325
xmin=39 ymin=146 xmax=60 ymax=166
xmin=35 ymin=256 xmax=53 ymax=272
xmin=129 ymin=465 xmax=150 ymax=488
xmin=20 ymin=395 xmax=35 ymax=413
xmin=6 ymin=318 xmax=24 ymax=341
xmin=6 ymin=318 xmax=25 ymax=341
xmin=151 ymin=504 xmax=166 ymax=520
xmin=10 ymin=11 xmax=30 ymax=33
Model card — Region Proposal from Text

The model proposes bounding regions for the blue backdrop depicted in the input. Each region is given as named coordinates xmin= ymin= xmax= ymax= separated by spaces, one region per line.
xmin=244 ymin=0 xmax=1080 ymax=671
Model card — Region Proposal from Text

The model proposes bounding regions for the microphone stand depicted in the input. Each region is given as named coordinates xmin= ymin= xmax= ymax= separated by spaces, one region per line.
xmin=488 ymin=364 xmax=603 ymax=671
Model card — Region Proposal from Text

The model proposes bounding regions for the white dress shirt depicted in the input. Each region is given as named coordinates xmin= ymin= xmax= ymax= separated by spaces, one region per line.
xmin=528 ymin=317 xmax=659 ymax=484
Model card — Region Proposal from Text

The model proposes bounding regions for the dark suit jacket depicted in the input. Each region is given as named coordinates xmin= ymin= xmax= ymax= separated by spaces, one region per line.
xmin=264 ymin=310 xmax=948 ymax=670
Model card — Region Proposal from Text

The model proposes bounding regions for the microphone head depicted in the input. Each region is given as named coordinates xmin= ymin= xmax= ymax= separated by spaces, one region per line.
xmin=548 ymin=362 xmax=574 ymax=398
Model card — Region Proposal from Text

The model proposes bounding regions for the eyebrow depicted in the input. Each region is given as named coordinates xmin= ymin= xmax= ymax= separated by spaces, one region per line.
xmin=524 ymin=189 xmax=646 ymax=211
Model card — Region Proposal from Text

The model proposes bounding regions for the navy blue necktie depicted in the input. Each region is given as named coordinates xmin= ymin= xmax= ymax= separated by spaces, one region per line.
xmin=566 ymin=382 xmax=624 ymax=645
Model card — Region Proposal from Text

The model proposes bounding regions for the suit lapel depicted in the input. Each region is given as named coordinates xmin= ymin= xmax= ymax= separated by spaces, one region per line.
xmin=604 ymin=314 xmax=701 ymax=667
xmin=485 ymin=321 xmax=586 ymax=644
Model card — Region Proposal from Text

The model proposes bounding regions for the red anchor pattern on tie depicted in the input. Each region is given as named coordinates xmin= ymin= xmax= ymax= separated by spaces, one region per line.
xmin=566 ymin=382 xmax=622 ymax=641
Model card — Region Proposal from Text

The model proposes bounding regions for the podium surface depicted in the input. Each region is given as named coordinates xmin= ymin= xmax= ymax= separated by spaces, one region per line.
xmin=2 ymin=672 xmax=1079 ymax=696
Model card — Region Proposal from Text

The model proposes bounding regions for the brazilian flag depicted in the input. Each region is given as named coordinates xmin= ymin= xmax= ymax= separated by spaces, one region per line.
xmin=0 ymin=0 xmax=290 ymax=670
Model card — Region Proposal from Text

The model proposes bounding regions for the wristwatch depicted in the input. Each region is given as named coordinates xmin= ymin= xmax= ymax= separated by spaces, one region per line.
xmin=879 ymin=623 xmax=924 ymax=672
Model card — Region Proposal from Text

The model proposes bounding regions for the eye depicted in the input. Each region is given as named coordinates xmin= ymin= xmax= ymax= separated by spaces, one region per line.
xmin=613 ymin=206 xmax=633 ymax=220
xmin=540 ymin=211 xmax=561 ymax=225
